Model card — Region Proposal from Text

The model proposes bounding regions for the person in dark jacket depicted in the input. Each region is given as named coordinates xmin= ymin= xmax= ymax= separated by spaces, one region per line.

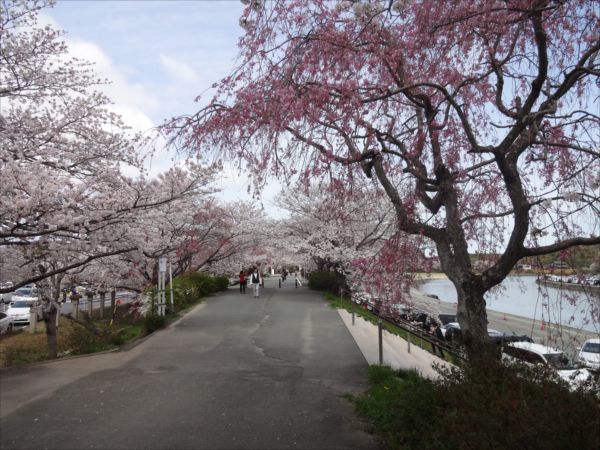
xmin=430 ymin=322 xmax=445 ymax=358
xmin=251 ymin=269 xmax=261 ymax=297
xmin=239 ymin=270 xmax=247 ymax=294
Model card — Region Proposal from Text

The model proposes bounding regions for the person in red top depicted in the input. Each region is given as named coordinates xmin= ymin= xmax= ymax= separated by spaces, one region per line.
xmin=239 ymin=270 xmax=247 ymax=294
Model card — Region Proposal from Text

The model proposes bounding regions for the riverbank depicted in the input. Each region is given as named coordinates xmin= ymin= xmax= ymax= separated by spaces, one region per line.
xmin=537 ymin=278 xmax=600 ymax=293
xmin=414 ymin=271 xmax=600 ymax=295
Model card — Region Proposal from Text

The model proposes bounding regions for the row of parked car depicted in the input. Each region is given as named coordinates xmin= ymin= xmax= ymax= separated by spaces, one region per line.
xmin=349 ymin=290 xmax=599 ymax=390
xmin=0 ymin=285 xmax=41 ymax=332
xmin=0 ymin=283 xmax=140 ymax=335
xmin=351 ymin=290 xmax=532 ymax=345
xmin=543 ymin=274 xmax=600 ymax=286
xmin=502 ymin=340 xmax=597 ymax=389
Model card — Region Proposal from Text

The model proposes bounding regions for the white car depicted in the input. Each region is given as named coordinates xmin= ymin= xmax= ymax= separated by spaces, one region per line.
xmin=11 ymin=285 xmax=38 ymax=303
xmin=0 ymin=281 xmax=14 ymax=306
xmin=502 ymin=341 xmax=591 ymax=389
xmin=578 ymin=338 xmax=600 ymax=370
xmin=0 ymin=312 xmax=14 ymax=334
xmin=5 ymin=300 xmax=38 ymax=326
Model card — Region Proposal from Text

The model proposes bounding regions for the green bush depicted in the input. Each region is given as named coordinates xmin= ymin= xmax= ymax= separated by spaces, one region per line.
xmin=355 ymin=366 xmax=445 ymax=449
xmin=354 ymin=364 xmax=600 ymax=450
xmin=214 ymin=275 xmax=230 ymax=291
xmin=308 ymin=270 xmax=344 ymax=293
xmin=143 ymin=314 xmax=167 ymax=334
xmin=167 ymin=272 xmax=225 ymax=310
xmin=195 ymin=275 xmax=217 ymax=297
xmin=64 ymin=325 xmax=113 ymax=355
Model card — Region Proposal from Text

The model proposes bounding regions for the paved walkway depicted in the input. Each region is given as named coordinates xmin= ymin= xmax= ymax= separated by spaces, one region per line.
xmin=338 ymin=310 xmax=450 ymax=379
xmin=0 ymin=279 xmax=380 ymax=450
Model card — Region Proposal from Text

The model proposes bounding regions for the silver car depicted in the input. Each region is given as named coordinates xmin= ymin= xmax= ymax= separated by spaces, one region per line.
xmin=0 ymin=311 xmax=14 ymax=334
xmin=11 ymin=285 xmax=38 ymax=303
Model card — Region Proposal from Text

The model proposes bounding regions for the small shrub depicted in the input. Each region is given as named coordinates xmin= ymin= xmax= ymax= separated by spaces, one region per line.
xmin=64 ymin=325 xmax=112 ymax=355
xmin=173 ymin=272 xmax=219 ymax=304
xmin=308 ymin=270 xmax=344 ymax=293
xmin=0 ymin=346 xmax=46 ymax=367
xmin=143 ymin=314 xmax=167 ymax=335
xmin=214 ymin=275 xmax=230 ymax=291
xmin=197 ymin=277 xmax=217 ymax=296
xmin=108 ymin=332 xmax=125 ymax=346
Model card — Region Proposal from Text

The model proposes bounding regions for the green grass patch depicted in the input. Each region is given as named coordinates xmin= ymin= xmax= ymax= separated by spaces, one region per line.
xmin=354 ymin=366 xmax=445 ymax=450
xmin=0 ymin=273 xmax=230 ymax=367
xmin=1 ymin=305 xmax=148 ymax=367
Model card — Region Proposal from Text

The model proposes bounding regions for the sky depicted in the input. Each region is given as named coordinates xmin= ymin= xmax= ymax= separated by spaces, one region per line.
xmin=45 ymin=0 xmax=286 ymax=217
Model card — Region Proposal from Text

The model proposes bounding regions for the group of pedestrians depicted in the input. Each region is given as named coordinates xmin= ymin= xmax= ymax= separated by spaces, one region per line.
xmin=238 ymin=269 xmax=262 ymax=298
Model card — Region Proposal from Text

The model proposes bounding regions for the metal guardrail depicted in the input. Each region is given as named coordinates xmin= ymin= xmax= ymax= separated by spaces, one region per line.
xmin=348 ymin=298 xmax=467 ymax=361
xmin=378 ymin=312 xmax=468 ymax=361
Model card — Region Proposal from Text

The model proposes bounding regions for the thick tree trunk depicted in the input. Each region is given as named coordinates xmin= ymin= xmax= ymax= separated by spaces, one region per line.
xmin=44 ymin=303 xmax=59 ymax=359
xmin=453 ymin=276 xmax=499 ymax=365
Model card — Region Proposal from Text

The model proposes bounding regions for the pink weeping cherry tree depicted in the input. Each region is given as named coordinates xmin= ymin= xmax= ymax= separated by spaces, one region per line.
xmin=167 ymin=0 xmax=599 ymax=361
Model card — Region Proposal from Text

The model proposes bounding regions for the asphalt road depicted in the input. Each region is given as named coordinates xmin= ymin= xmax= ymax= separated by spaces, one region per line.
xmin=0 ymin=279 xmax=379 ymax=450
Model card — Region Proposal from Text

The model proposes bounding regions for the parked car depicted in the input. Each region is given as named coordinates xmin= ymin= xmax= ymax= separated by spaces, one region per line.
xmin=442 ymin=322 xmax=531 ymax=346
xmin=441 ymin=322 xmax=462 ymax=341
xmin=0 ymin=281 xmax=14 ymax=306
xmin=392 ymin=308 xmax=435 ymax=330
xmin=11 ymin=285 xmax=38 ymax=303
xmin=0 ymin=312 xmax=14 ymax=334
xmin=502 ymin=341 xmax=591 ymax=389
xmin=5 ymin=300 xmax=39 ymax=326
xmin=438 ymin=313 xmax=456 ymax=326
xmin=488 ymin=330 xmax=533 ymax=346
xmin=578 ymin=338 xmax=600 ymax=370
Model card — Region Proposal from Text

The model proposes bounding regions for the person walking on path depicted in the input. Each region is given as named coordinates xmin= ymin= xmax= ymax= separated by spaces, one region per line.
xmin=430 ymin=322 xmax=445 ymax=359
xmin=239 ymin=270 xmax=247 ymax=294
xmin=251 ymin=269 xmax=261 ymax=297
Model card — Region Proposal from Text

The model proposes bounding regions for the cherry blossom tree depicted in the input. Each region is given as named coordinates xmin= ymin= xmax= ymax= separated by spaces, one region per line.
xmin=1 ymin=0 xmax=142 ymax=285
xmin=0 ymin=1 xmax=220 ymax=288
xmin=0 ymin=0 xmax=226 ymax=357
xmin=277 ymin=182 xmax=438 ymax=316
xmin=168 ymin=0 xmax=600 ymax=360
xmin=276 ymin=183 xmax=393 ymax=271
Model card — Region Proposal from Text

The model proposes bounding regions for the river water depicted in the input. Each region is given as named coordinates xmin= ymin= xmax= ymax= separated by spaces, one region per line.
xmin=420 ymin=275 xmax=600 ymax=333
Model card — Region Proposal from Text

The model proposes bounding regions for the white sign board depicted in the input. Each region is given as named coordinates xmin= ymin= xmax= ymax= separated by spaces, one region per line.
xmin=158 ymin=257 xmax=167 ymax=273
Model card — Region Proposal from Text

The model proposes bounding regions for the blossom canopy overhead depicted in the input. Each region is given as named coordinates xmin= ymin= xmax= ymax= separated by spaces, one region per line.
xmin=168 ymin=0 xmax=599 ymax=358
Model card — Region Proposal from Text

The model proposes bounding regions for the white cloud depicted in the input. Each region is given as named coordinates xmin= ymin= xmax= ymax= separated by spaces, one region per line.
xmin=159 ymin=54 xmax=199 ymax=83
xmin=68 ymin=39 xmax=160 ymax=117
xmin=108 ymin=104 xmax=155 ymax=134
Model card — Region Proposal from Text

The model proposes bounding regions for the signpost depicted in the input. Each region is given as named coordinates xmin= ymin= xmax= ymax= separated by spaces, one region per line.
xmin=169 ymin=261 xmax=174 ymax=313
xmin=158 ymin=257 xmax=167 ymax=316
